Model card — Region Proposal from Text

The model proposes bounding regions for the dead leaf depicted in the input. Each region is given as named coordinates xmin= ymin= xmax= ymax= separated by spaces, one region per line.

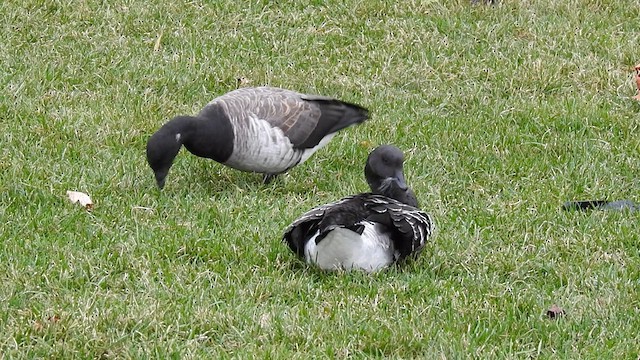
xmin=154 ymin=31 xmax=163 ymax=52
xmin=633 ymin=63 xmax=640 ymax=101
xmin=33 ymin=314 xmax=61 ymax=332
xmin=546 ymin=304 xmax=565 ymax=319
xmin=236 ymin=77 xmax=251 ymax=88
xmin=67 ymin=190 xmax=93 ymax=210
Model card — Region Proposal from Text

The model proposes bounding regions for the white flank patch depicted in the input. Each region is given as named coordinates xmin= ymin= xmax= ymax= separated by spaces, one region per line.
xmin=224 ymin=114 xmax=302 ymax=173
xmin=298 ymin=133 xmax=336 ymax=165
xmin=304 ymin=222 xmax=394 ymax=272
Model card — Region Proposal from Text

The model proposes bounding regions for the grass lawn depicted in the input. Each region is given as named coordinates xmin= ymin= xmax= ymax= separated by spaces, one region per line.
xmin=2 ymin=0 xmax=640 ymax=358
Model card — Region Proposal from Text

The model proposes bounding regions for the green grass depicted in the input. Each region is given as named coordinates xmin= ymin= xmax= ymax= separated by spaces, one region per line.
xmin=2 ymin=0 xmax=640 ymax=357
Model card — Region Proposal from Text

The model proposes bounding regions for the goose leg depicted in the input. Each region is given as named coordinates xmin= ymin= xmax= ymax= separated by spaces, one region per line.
xmin=262 ymin=173 xmax=278 ymax=184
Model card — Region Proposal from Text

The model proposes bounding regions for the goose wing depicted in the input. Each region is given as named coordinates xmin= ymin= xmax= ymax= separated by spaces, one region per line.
xmin=364 ymin=196 xmax=434 ymax=260
xmin=210 ymin=87 xmax=368 ymax=149
xmin=283 ymin=196 xmax=359 ymax=257
xmin=283 ymin=194 xmax=434 ymax=260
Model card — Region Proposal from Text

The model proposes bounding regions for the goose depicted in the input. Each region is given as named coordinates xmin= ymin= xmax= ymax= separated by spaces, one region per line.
xmin=283 ymin=145 xmax=434 ymax=272
xmin=146 ymin=86 xmax=369 ymax=189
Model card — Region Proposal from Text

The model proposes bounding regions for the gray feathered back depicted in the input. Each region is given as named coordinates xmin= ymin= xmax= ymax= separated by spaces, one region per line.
xmin=204 ymin=87 xmax=368 ymax=149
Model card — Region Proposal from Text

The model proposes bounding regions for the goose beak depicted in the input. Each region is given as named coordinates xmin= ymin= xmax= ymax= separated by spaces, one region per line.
xmin=154 ymin=169 xmax=169 ymax=189
xmin=394 ymin=171 xmax=408 ymax=191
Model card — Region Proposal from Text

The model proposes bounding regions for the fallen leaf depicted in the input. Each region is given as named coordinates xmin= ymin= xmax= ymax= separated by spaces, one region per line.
xmin=67 ymin=190 xmax=94 ymax=210
xmin=236 ymin=77 xmax=251 ymax=88
xmin=546 ymin=304 xmax=565 ymax=319
xmin=33 ymin=314 xmax=61 ymax=332
xmin=154 ymin=31 xmax=163 ymax=52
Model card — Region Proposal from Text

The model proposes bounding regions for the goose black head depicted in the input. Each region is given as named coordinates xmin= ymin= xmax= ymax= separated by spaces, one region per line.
xmin=146 ymin=116 xmax=191 ymax=189
xmin=365 ymin=145 xmax=418 ymax=207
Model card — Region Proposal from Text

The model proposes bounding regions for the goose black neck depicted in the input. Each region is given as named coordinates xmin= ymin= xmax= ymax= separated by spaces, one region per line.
xmin=177 ymin=105 xmax=234 ymax=162
xmin=364 ymin=161 xmax=382 ymax=193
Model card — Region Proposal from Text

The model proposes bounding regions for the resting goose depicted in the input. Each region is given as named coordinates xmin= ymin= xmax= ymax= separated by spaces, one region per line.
xmin=283 ymin=145 xmax=434 ymax=272
xmin=146 ymin=86 xmax=369 ymax=189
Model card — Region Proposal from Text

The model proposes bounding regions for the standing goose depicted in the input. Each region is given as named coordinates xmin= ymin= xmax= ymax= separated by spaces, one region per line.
xmin=283 ymin=145 xmax=434 ymax=272
xmin=146 ymin=86 xmax=369 ymax=189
